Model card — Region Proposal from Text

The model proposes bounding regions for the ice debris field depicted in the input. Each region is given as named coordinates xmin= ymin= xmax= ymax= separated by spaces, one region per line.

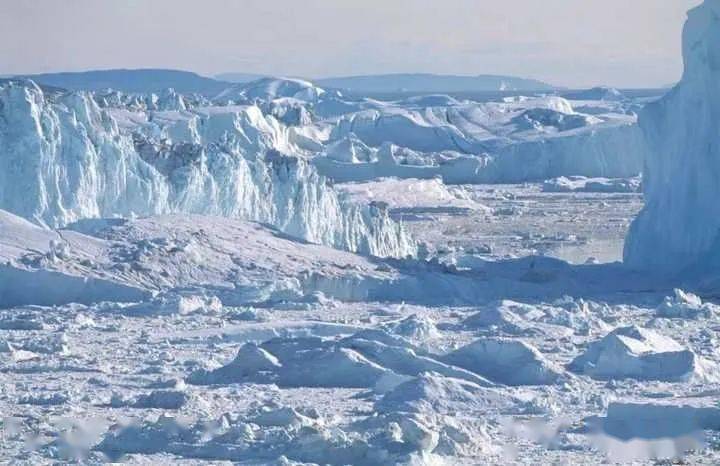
xmin=3 ymin=2 xmax=720 ymax=464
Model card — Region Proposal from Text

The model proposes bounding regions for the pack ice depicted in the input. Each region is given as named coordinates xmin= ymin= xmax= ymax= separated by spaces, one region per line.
xmin=4 ymin=2 xmax=720 ymax=464
xmin=315 ymin=95 xmax=647 ymax=185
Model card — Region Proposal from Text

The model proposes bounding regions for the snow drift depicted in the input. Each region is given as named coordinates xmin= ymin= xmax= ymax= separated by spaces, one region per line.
xmin=0 ymin=211 xmax=404 ymax=308
xmin=442 ymin=338 xmax=564 ymax=386
xmin=567 ymin=326 xmax=711 ymax=382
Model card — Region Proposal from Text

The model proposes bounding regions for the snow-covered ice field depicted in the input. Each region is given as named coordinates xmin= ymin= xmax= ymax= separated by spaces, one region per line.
xmin=4 ymin=1 xmax=720 ymax=463
xmin=3 ymin=198 xmax=720 ymax=465
xmin=3 ymin=178 xmax=717 ymax=465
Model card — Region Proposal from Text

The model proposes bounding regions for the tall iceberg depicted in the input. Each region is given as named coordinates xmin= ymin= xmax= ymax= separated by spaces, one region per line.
xmin=624 ymin=0 xmax=720 ymax=273
xmin=0 ymin=80 xmax=415 ymax=258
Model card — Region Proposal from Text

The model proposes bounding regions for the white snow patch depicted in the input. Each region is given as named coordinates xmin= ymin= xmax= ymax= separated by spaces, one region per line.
xmin=568 ymin=326 xmax=714 ymax=381
xmin=443 ymin=339 xmax=564 ymax=386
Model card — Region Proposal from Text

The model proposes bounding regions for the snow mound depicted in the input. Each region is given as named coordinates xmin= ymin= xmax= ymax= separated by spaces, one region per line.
xmin=339 ymin=333 xmax=495 ymax=387
xmin=568 ymin=326 xmax=711 ymax=381
xmin=656 ymin=289 xmax=718 ymax=319
xmin=190 ymin=330 xmax=499 ymax=390
xmin=249 ymin=406 xmax=319 ymax=429
xmin=463 ymin=299 xmax=610 ymax=338
xmin=462 ymin=304 xmax=533 ymax=335
xmin=111 ymin=390 xmax=188 ymax=410
xmin=381 ymin=314 xmax=440 ymax=341
xmin=537 ymin=96 xmax=576 ymax=114
xmin=189 ymin=337 xmax=391 ymax=388
xmin=376 ymin=372 xmax=518 ymax=415
xmin=443 ymin=338 xmax=564 ymax=386
xmin=624 ymin=0 xmax=720 ymax=273
xmin=121 ymin=293 xmax=222 ymax=316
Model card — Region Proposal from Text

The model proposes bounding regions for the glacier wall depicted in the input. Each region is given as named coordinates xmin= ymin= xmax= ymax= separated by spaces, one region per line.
xmin=317 ymin=122 xmax=646 ymax=185
xmin=324 ymin=100 xmax=647 ymax=185
xmin=484 ymin=122 xmax=646 ymax=183
xmin=0 ymin=81 xmax=415 ymax=258
xmin=624 ymin=0 xmax=720 ymax=273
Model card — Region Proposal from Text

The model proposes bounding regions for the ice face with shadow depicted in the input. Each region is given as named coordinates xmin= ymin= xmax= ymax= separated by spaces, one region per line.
xmin=0 ymin=80 xmax=415 ymax=258
xmin=625 ymin=0 xmax=720 ymax=274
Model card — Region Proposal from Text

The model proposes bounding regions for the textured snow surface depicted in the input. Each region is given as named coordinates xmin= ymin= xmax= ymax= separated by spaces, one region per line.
xmin=2 ymin=187 xmax=720 ymax=464
xmin=4 ymin=4 xmax=720 ymax=463
xmin=567 ymin=325 xmax=714 ymax=382
xmin=0 ymin=211 xmax=402 ymax=308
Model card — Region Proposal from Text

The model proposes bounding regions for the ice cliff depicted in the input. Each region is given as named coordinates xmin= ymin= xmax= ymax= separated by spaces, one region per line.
xmin=625 ymin=0 xmax=720 ymax=273
xmin=0 ymin=80 xmax=415 ymax=258
xmin=322 ymin=97 xmax=646 ymax=184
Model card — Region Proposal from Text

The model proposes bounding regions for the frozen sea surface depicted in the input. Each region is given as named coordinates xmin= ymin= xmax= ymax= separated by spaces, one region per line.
xmin=2 ymin=181 xmax=718 ymax=465
xmin=3 ymin=2 xmax=720 ymax=460
xmin=354 ymin=180 xmax=643 ymax=265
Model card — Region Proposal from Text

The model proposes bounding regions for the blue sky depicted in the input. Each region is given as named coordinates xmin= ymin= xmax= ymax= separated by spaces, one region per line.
xmin=1 ymin=0 xmax=700 ymax=88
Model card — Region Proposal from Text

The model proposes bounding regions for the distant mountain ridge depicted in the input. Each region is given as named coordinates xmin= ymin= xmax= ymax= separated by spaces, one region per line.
xmin=215 ymin=72 xmax=269 ymax=83
xmin=10 ymin=69 xmax=556 ymax=96
xmin=12 ymin=69 xmax=231 ymax=96
xmin=314 ymin=73 xmax=556 ymax=93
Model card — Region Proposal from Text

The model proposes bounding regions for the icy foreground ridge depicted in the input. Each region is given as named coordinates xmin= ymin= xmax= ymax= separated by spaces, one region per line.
xmin=0 ymin=81 xmax=415 ymax=258
xmin=625 ymin=0 xmax=720 ymax=272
